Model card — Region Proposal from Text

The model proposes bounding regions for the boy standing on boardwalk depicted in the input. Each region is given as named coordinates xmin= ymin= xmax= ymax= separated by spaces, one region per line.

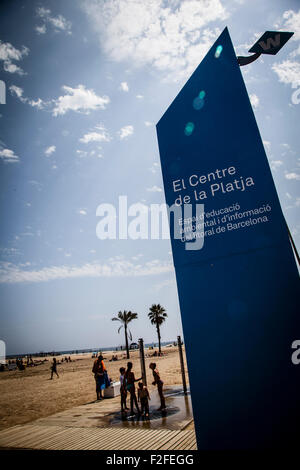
xmin=149 ymin=362 xmax=166 ymax=411
xmin=138 ymin=382 xmax=151 ymax=417
xmin=125 ymin=362 xmax=142 ymax=415
xmin=119 ymin=367 xmax=129 ymax=412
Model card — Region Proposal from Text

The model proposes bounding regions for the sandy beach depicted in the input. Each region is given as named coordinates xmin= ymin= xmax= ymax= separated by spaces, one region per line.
xmin=0 ymin=345 xmax=190 ymax=430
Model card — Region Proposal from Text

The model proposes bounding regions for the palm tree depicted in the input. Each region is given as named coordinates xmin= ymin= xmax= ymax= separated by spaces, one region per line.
xmin=112 ymin=310 xmax=138 ymax=359
xmin=148 ymin=304 xmax=168 ymax=355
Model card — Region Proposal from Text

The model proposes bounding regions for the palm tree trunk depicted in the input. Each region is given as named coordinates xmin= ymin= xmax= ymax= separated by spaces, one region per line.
xmin=157 ymin=324 xmax=161 ymax=355
xmin=125 ymin=324 xmax=130 ymax=359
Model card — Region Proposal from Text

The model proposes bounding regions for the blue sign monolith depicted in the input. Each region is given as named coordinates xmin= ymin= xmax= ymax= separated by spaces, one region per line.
xmin=156 ymin=27 xmax=300 ymax=449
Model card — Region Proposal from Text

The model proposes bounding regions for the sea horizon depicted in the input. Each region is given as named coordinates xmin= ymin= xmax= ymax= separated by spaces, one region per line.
xmin=6 ymin=340 xmax=178 ymax=359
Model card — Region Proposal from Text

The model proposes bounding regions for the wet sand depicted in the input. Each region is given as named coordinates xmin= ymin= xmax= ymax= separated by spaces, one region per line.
xmin=0 ymin=345 xmax=190 ymax=430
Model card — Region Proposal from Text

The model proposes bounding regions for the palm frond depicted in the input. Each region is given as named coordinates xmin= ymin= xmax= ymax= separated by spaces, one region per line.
xmin=112 ymin=310 xmax=138 ymax=342
xmin=148 ymin=304 xmax=167 ymax=325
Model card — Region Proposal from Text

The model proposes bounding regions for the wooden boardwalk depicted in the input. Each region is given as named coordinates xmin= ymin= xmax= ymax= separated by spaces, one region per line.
xmin=0 ymin=387 xmax=197 ymax=450
xmin=0 ymin=423 xmax=197 ymax=450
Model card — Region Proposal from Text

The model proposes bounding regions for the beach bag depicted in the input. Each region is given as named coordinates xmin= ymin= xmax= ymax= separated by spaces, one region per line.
xmin=104 ymin=370 xmax=111 ymax=388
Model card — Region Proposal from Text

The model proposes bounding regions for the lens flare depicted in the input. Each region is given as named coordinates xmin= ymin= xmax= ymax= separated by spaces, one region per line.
xmin=192 ymin=97 xmax=204 ymax=110
xmin=215 ymin=45 xmax=223 ymax=58
xmin=199 ymin=90 xmax=206 ymax=99
xmin=184 ymin=122 xmax=195 ymax=136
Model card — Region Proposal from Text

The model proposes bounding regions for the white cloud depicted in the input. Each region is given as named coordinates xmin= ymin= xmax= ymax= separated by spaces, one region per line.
xmin=77 ymin=148 xmax=104 ymax=158
xmin=79 ymin=124 xmax=111 ymax=144
xmin=280 ymin=10 xmax=300 ymax=41
xmin=144 ymin=121 xmax=153 ymax=127
xmin=10 ymin=85 xmax=46 ymax=109
xmin=35 ymin=24 xmax=47 ymax=34
xmin=78 ymin=209 xmax=87 ymax=215
xmin=27 ymin=98 xmax=45 ymax=109
xmin=0 ymin=41 xmax=28 ymax=62
xmin=10 ymin=84 xmax=108 ymax=115
xmin=0 ymin=258 xmax=172 ymax=284
xmin=149 ymin=162 xmax=159 ymax=173
xmin=0 ymin=247 xmax=21 ymax=257
xmin=263 ymin=140 xmax=271 ymax=151
xmin=131 ymin=254 xmax=143 ymax=261
xmin=45 ymin=145 xmax=56 ymax=156
xmin=82 ymin=0 xmax=228 ymax=81
xmin=118 ymin=125 xmax=134 ymax=139
xmin=36 ymin=7 xmax=72 ymax=35
xmin=147 ymin=185 xmax=162 ymax=192
xmin=52 ymin=85 xmax=110 ymax=116
xmin=270 ymin=160 xmax=283 ymax=171
xmin=0 ymin=40 xmax=29 ymax=75
xmin=289 ymin=44 xmax=300 ymax=58
xmin=271 ymin=10 xmax=300 ymax=87
xmin=0 ymin=148 xmax=20 ymax=163
xmin=272 ymin=60 xmax=300 ymax=87
xmin=120 ymin=81 xmax=129 ymax=92
xmin=9 ymin=85 xmax=23 ymax=98
xmin=249 ymin=93 xmax=259 ymax=108
xmin=153 ymin=278 xmax=176 ymax=292
xmin=285 ymin=172 xmax=300 ymax=181
xmin=76 ymin=150 xmax=88 ymax=158
xmin=285 ymin=194 xmax=300 ymax=210
xmin=136 ymin=94 xmax=144 ymax=99
xmin=3 ymin=62 xmax=24 ymax=74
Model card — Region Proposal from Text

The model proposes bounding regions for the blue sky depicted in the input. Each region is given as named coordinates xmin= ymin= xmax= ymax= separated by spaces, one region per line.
xmin=0 ymin=0 xmax=299 ymax=355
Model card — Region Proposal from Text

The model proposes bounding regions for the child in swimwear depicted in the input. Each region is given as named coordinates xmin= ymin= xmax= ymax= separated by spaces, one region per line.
xmin=119 ymin=367 xmax=129 ymax=412
xmin=125 ymin=362 xmax=142 ymax=415
xmin=149 ymin=362 xmax=166 ymax=410
xmin=138 ymin=382 xmax=150 ymax=417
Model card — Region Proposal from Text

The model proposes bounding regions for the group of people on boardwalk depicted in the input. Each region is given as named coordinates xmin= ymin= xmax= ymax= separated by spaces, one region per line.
xmin=92 ymin=355 xmax=166 ymax=418
xmin=120 ymin=362 xmax=166 ymax=418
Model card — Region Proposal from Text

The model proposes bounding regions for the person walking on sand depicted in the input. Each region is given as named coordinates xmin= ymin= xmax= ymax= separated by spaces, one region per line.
xmin=50 ymin=358 xmax=59 ymax=379
xmin=138 ymin=382 xmax=151 ymax=417
xmin=92 ymin=354 xmax=106 ymax=400
xmin=119 ymin=367 xmax=129 ymax=412
xmin=125 ymin=362 xmax=142 ymax=415
xmin=149 ymin=362 xmax=166 ymax=410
